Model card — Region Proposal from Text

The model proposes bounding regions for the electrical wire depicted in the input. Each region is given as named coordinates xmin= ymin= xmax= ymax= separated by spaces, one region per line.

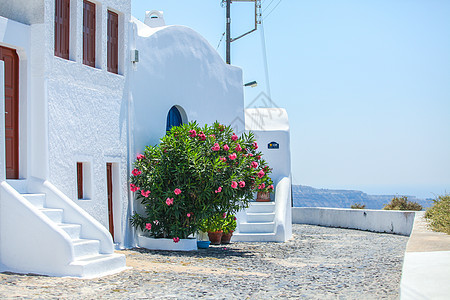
xmin=264 ymin=0 xmax=282 ymax=20
xmin=263 ymin=0 xmax=277 ymax=12
xmin=260 ymin=20 xmax=271 ymax=99
xmin=217 ymin=32 xmax=226 ymax=50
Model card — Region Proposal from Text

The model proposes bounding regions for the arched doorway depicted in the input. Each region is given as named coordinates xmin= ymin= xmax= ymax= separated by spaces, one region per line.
xmin=166 ymin=106 xmax=186 ymax=131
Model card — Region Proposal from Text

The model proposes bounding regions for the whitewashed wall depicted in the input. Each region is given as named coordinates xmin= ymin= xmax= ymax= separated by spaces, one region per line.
xmin=292 ymin=207 xmax=416 ymax=236
xmin=42 ymin=0 xmax=132 ymax=247
xmin=130 ymin=18 xmax=245 ymax=154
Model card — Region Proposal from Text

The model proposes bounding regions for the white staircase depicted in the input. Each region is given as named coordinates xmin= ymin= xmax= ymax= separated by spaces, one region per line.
xmin=5 ymin=180 xmax=126 ymax=278
xmin=233 ymin=202 xmax=279 ymax=242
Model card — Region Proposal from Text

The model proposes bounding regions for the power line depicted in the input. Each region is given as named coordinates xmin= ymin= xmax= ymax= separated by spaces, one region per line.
xmin=260 ymin=20 xmax=271 ymax=99
xmin=263 ymin=0 xmax=277 ymax=12
xmin=217 ymin=32 xmax=226 ymax=50
xmin=264 ymin=0 xmax=282 ymax=20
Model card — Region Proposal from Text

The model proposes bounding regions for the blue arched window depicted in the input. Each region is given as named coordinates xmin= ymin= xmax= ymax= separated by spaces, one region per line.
xmin=166 ymin=106 xmax=183 ymax=131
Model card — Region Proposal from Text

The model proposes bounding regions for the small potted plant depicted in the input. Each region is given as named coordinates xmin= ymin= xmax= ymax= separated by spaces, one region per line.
xmin=201 ymin=215 xmax=225 ymax=245
xmin=221 ymin=214 xmax=237 ymax=244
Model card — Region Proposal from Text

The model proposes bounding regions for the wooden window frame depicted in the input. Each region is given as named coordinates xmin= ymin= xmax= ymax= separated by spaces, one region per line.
xmin=55 ymin=0 xmax=70 ymax=59
xmin=83 ymin=0 xmax=96 ymax=67
xmin=107 ymin=10 xmax=119 ymax=74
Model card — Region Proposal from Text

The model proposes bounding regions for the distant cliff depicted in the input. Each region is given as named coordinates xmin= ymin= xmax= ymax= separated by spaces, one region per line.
xmin=292 ymin=185 xmax=433 ymax=209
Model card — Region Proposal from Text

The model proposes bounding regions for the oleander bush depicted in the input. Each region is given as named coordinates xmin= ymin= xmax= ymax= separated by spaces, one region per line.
xmin=130 ymin=121 xmax=273 ymax=241
xmin=383 ymin=196 xmax=423 ymax=211
xmin=425 ymin=195 xmax=450 ymax=235
xmin=351 ymin=203 xmax=366 ymax=209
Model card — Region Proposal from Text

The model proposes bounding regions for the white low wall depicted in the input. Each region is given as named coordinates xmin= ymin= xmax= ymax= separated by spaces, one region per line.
xmin=292 ymin=207 xmax=416 ymax=236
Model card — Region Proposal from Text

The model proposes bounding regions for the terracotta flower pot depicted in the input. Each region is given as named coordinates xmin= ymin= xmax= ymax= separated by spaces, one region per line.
xmin=256 ymin=191 xmax=271 ymax=202
xmin=221 ymin=231 xmax=233 ymax=244
xmin=208 ymin=231 xmax=223 ymax=245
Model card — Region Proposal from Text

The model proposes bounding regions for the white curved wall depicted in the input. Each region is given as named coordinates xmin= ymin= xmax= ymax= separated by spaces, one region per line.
xmin=292 ymin=207 xmax=416 ymax=236
xmin=130 ymin=20 xmax=245 ymax=154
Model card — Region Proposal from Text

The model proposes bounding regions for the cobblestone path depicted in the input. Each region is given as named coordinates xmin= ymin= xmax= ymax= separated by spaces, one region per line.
xmin=0 ymin=224 xmax=409 ymax=299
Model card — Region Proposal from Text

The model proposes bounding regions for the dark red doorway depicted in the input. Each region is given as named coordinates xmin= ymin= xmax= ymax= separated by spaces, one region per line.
xmin=106 ymin=163 xmax=114 ymax=240
xmin=0 ymin=46 xmax=19 ymax=179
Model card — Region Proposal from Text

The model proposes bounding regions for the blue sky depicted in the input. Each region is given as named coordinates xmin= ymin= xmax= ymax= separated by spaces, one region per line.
xmin=132 ymin=0 xmax=450 ymax=198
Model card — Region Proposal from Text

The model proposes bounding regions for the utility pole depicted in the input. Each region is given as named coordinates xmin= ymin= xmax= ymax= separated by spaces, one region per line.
xmin=224 ymin=0 xmax=262 ymax=65
xmin=226 ymin=0 xmax=231 ymax=64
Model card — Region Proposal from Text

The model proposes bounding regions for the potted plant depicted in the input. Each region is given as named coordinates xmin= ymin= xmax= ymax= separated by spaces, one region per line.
xmin=200 ymin=215 xmax=225 ymax=245
xmin=130 ymin=121 xmax=274 ymax=250
xmin=221 ymin=214 xmax=237 ymax=244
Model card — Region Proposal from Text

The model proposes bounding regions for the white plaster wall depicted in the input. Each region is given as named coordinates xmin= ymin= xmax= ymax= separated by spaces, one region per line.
xmin=130 ymin=19 xmax=245 ymax=154
xmin=41 ymin=0 xmax=131 ymax=247
xmin=0 ymin=0 xmax=44 ymax=25
xmin=292 ymin=207 xmax=416 ymax=236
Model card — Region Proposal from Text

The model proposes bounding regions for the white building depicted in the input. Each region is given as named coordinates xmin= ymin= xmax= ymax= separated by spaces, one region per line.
xmin=0 ymin=1 xmax=290 ymax=277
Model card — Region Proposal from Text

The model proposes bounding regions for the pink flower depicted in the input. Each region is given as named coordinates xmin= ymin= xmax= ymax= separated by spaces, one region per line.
xmin=258 ymin=183 xmax=266 ymax=189
xmin=174 ymin=188 xmax=181 ymax=195
xmin=215 ymin=186 xmax=222 ymax=193
xmin=145 ymin=223 xmax=152 ymax=230
xmin=253 ymin=142 xmax=258 ymax=149
xmin=235 ymin=144 xmax=242 ymax=152
xmin=231 ymin=133 xmax=238 ymax=141
xmin=268 ymin=185 xmax=274 ymax=190
xmin=132 ymin=168 xmax=141 ymax=176
xmin=166 ymin=198 xmax=174 ymax=206
xmin=209 ymin=134 xmax=216 ymax=139
xmin=141 ymin=190 xmax=151 ymax=197
xmin=218 ymin=124 xmax=224 ymax=131
xmin=187 ymin=213 xmax=192 ymax=217
xmin=223 ymin=144 xmax=230 ymax=151
xmin=231 ymin=181 xmax=238 ymax=189
xmin=136 ymin=154 xmax=145 ymax=160
xmin=257 ymin=170 xmax=265 ymax=178
xmin=173 ymin=237 xmax=180 ymax=243
xmin=197 ymin=132 xmax=206 ymax=141
xmin=130 ymin=183 xmax=140 ymax=192
xmin=219 ymin=157 xmax=227 ymax=162
xmin=256 ymin=155 xmax=261 ymax=160
xmin=239 ymin=181 xmax=245 ymax=188
xmin=189 ymin=129 xmax=197 ymax=137
xmin=153 ymin=220 xmax=160 ymax=225
xmin=248 ymin=153 xmax=253 ymax=157
xmin=228 ymin=153 xmax=237 ymax=160
xmin=222 ymin=212 xmax=227 ymax=218
xmin=251 ymin=161 xmax=258 ymax=168
xmin=211 ymin=143 xmax=220 ymax=151
xmin=234 ymin=217 xmax=237 ymax=220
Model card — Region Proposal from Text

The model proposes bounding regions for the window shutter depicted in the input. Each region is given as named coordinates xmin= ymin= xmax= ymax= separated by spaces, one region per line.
xmin=55 ymin=0 xmax=70 ymax=59
xmin=107 ymin=10 xmax=119 ymax=74
xmin=83 ymin=1 xmax=96 ymax=67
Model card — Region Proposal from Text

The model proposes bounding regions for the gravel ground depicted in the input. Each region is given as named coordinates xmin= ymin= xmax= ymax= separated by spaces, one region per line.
xmin=0 ymin=224 xmax=409 ymax=299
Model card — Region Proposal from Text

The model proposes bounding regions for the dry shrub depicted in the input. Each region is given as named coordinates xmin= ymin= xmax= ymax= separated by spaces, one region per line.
xmin=383 ymin=196 xmax=422 ymax=211
xmin=425 ymin=195 xmax=450 ymax=235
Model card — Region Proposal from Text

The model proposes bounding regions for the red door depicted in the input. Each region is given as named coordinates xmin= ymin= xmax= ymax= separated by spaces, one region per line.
xmin=106 ymin=163 xmax=114 ymax=240
xmin=0 ymin=46 xmax=19 ymax=179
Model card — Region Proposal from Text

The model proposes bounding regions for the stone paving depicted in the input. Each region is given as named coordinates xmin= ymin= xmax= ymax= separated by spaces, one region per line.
xmin=0 ymin=224 xmax=409 ymax=299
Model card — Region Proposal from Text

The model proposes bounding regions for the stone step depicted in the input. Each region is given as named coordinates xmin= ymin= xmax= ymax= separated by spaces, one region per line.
xmin=70 ymin=253 xmax=127 ymax=278
xmin=247 ymin=212 xmax=275 ymax=222
xmin=72 ymin=239 xmax=101 ymax=258
xmin=40 ymin=208 xmax=64 ymax=223
xmin=247 ymin=202 xmax=275 ymax=213
xmin=6 ymin=179 xmax=28 ymax=193
xmin=239 ymin=222 xmax=275 ymax=233
xmin=22 ymin=193 xmax=46 ymax=208
xmin=58 ymin=223 xmax=82 ymax=239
